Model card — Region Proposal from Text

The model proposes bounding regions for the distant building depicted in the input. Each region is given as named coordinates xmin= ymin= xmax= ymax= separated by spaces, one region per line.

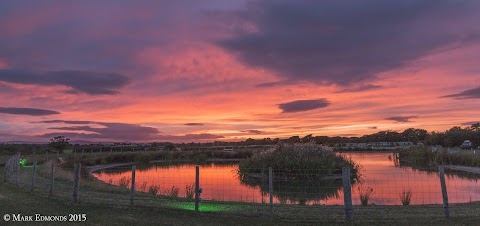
xmin=223 ymin=147 xmax=234 ymax=151
xmin=461 ymin=140 xmax=473 ymax=149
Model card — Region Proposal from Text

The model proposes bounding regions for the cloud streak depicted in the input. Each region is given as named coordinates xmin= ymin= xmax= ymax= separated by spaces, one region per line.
xmin=336 ymin=84 xmax=383 ymax=93
xmin=279 ymin=99 xmax=330 ymax=113
xmin=184 ymin=123 xmax=204 ymax=126
xmin=0 ymin=107 xmax=60 ymax=116
xmin=0 ymin=69 xmax=130 ymax=95
xmin=36 ymin=120 xmax=223 ymax=142
xmin=385 ymin=116 xmax=418 ymax=123
xmin=441 ymin=87 xmax=480 ymax=99
xmin=241 ymin=129 xmax=262 ymax=134
xmin=37 ymin=120 xmax=92 ymax=124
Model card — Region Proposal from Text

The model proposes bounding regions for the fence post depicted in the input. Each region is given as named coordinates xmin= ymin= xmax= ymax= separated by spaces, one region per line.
xmin=49 ymin=161 xmax=55 ymax=197
xmin=3 ymin=159 xmax=8 ymax=182
xmin=11 ymin=157 xmax=15 ymax=177
xmin=9 ymin=158 xmax=13 ymax=179
xmin=73 ymin=163 xmax=81 ymax=205
xmin=438 ymin=166 xmax=450 ymax=218
xmin=269 ymin=167 xmax=273 ymax=213
xmin=195 ymin=165 xmax=200 ymax=212
xmin=31 ymin=160 xmax=37 ymax=191
xmin=130 ymin=165 xmax=136 ymax=206
xmin=16 ymin=153 xmax=20 ymax=185
xmin=342 ymin=167 xmax=353 ymax=223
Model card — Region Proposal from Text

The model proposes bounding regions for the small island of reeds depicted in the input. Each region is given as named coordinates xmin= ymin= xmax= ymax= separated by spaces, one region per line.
xmin=237 ymin=143 xmax=360 ymax=204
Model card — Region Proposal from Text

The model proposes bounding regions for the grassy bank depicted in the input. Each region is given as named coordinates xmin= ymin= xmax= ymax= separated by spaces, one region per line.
xmin=55 ymin=149 xmax=254 ymax=168
xmin=398 ymin=147 xmax=480 ymax=168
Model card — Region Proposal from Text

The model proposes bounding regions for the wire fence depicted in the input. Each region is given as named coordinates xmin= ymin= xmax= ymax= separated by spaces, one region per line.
xmin=2 ymin=152 xmax=480 ymax=223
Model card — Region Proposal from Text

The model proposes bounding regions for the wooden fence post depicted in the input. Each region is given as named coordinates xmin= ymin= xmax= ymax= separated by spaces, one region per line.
xmin=342 ymin=167 xmax=353 ymax=223
xmin=269 ymin=167 xmax=273 ymax=213
xmin=16 ymin=153 xmax=20 ymax=185
xmin=3 ymin=158 xmax=8 ymax=182
xmin=49 ymin=161 xmax=55 ymax=197
xmin=30 ymin=161 xmax=37 ymax=191
xmin=10 ymin=157 xmax=13 ymax=178
xmin=438 ymin=166 xmax=450 ymax=218
xmin=73 ymin=163 xmax=81 ymax=205
xmin=9 ymin=157 xmax=14 ymax=178
xmin=195 ymin=165 xmax=200 ymax=212
xmin=130 ymin=165 xmax=136 ymax=206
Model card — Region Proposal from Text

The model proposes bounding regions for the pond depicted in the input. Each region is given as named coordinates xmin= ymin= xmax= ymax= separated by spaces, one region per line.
xmin=92 ymin=152 xmax=480 ymax=205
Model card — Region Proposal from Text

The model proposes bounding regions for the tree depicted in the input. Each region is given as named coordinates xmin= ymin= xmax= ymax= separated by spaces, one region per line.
xmin=48 ymin=136 xmax=70 ymax=153
xmin=402 ymin=128 xmax=428 ymax=144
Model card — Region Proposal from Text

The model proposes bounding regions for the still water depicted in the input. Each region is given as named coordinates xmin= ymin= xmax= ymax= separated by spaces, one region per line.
xmin=92 ymin=152 xmax=480 ymax=205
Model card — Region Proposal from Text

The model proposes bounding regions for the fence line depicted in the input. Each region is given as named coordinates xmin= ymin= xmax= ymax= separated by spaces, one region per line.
xmin=2 ymin=153 xmax=480 ymax=223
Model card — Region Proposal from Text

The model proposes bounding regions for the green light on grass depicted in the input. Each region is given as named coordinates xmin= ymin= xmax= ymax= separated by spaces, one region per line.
xmin=171 ymin=202 xmax=240 ymax=212
xmin=19 ymin=158 xmax=34 ymax=168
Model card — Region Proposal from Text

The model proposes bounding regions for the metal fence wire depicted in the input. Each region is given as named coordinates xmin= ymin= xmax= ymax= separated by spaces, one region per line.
xmin=2 ymin=152 xmax=480 ymax=223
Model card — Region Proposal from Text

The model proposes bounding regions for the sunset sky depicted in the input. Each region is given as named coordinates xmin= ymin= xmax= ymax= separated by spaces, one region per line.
xmin=0 ymin=0 xmax=479 ymax=143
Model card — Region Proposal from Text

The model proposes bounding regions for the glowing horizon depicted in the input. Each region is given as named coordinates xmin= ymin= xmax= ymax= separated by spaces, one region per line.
xmin=0 ymin=1 xmax=479 ymax=143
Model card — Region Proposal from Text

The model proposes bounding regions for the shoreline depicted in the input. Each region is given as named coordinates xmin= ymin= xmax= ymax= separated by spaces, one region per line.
xmin=87 ymin=158 xmax=243 ymax=173
xmin=444 ymin=165 xmax=480 ymax=175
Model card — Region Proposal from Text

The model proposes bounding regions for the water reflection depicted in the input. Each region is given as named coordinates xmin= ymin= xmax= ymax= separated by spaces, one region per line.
xmin=92 ymin=152 xmax=480 ymax=205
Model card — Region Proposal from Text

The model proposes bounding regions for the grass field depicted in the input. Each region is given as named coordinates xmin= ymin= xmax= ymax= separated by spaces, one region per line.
xmin=1 ymin=161 xmax=480 ymax=225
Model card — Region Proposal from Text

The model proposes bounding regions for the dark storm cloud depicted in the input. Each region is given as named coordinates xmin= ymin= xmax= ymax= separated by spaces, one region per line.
xmin=218 ymin=0 xmax=480 ymax=85
xmin=385 ymin=116 xmax=418 ymax=123
xmin=241 ymin=129 xmax=262 ymax=134
xmin=0 ymin=69 xmax=130 ymax=95
xmin=185 ymin=123 xmax=205 ymax=126
xmin=0 ymin=107 xmax=60 ymax=116
xmin=441 ymin=87 xmax=480 ymax=99
xmin=278 ymin=98 xmax=330 ymax=113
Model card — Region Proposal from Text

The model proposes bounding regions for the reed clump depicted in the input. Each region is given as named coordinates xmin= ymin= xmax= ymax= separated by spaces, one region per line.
xmin=400 ymin=189 xmax=413 ymax=205
xmin=148 ymin=184 xmax=160 ymax=195
xmin=185 ymin=183 xmax=195 ymax=200
xmin=358 ymin=186 xmax=374 ymax=206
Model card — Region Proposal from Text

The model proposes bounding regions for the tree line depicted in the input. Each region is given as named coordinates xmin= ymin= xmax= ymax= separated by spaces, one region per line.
xmin=224 ymin=124 xmax=479 ymax=147
xmin=1 ymin=124 xmax=478 ymax=154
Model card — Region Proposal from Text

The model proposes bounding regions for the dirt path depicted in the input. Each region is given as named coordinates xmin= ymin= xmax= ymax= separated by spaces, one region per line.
xmin=444 ymin=165 xmax=480 ymax=174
